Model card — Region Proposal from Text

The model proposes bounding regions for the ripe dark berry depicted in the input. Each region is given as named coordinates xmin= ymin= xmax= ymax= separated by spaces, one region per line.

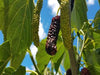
xmin=46 ymin=16 xmax=60 ymax=55
xmin=81 ymin=68 xmax=91 ymax=75
xmin=66 ymin=69 xmax=72 ymax=75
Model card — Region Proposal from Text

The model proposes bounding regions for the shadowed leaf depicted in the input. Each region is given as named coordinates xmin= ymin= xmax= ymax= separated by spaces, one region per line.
xmin=94 ymin=10 xmax=100 ymax=33
xmin=0 ymin=41 xmax=11 ymax=74
xmin=71 ymin=0 xmax=87 ymax=29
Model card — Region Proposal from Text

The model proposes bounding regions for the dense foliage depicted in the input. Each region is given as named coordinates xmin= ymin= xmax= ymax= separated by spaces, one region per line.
xmin=0 ymin=0 xmax=100 ymax=75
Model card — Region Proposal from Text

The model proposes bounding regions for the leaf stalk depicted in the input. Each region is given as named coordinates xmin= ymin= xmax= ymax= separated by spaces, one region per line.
xmin=27 ymin=49 xmax=41 ymax=75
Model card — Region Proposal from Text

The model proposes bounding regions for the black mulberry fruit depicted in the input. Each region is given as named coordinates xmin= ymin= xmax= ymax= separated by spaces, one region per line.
xmin=66 ymin=69 xmax=72 ymax=75
xmin=46 ymin=16 xmax=60 ymax=55
xmin=81 ymin=68 xmax=91 ymax=75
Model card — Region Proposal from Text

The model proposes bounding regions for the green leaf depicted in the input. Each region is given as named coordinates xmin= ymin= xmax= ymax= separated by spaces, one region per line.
xmin=0 ymin=0 xmax=9 ymax=40
xmin=95 ymin=48 xmax=100 ymax=65
xmin=94 ymin=10 xmax=100 ymax=33
xmin=63 ymin=50 xmax=70 ymax=71
xmin=7 ymin=0 xmax=33 ymax=69
xmin=71 ymin=0 xmax=87 ymax=29
xmin=52 ymin=35 xmax=64 ymax=72
xmin=54 ymin=54 xmax=64 ymax=73
xmin=32 ymin=0 xmax=43 ymax=47
xmin=88 ymin=65 xmax=100 ymax=75
xmin=0 ymin=41 xmax=11 ymax=74
xmin=83 ymin=41 xmax=100 ymax=75
xmin=12 ymin=66 xmax=26 ymax=75
xmin=83 ymin=49 xmax=100 ymax=75
xmin=52 ymin=35 xmax=70 ymax=72
xmin=2 ymin=66 xmax=25 ymax=75
xmin=93 ymin=32 xmax=100 ymax=49
xmin=36 ymin=39 xmax=51 ymax=73
xmin=52 ymin=46 xmax=64 ymax=72
xmin=2 ymin=67 xmax=15 ymax=75
xmin=36 ymin=35 xmax=65 ymax=73
xmin=0 ymin=0 xmax=4 ymax=30
xmin=52 ymin=36 xmax=64 ymax=62
xmin=83 ymin=50 xmax=98 ymax=65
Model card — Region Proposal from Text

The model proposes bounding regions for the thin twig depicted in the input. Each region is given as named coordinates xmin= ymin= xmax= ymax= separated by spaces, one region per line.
xmin=51 ymin=61 xmax=54 ymax=75
xmin=57 ymin=6 xmax=61 ymax=16
xmin=27 ymin=49 xmax=41 ymax=75
xmin=26 ymin=70 xmax=38 ymax=75
xmin=78 ymin=29 xmax=85 ymax=69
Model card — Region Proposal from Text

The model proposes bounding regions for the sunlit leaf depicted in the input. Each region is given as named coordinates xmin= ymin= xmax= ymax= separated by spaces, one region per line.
xmin=93 ymin=32 xmax=100 ymax=49
xmin=36 ymin=39 xmax=51 ymax=73
xmin=0 ymin=0 xmax=10 ymax=40
xmin=7 ymin=0 xmax=33 ymax=69
xmin=54 ymin=54 xmax=63 ymax=73
xmin=0 ymin=0 xmax=4 ymax=30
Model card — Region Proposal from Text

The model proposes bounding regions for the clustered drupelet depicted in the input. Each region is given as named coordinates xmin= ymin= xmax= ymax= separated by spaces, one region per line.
xmin=46 ymin=16 xmax=60 ymax=55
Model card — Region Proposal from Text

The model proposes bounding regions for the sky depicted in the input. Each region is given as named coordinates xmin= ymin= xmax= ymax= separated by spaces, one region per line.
xmin=0 ymin=0 xmax=100 ymax=75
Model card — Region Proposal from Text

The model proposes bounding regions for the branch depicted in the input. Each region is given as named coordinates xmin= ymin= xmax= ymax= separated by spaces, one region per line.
xmin=78 ymin=29 xmax=85 ymax=69
xmin=60 ymin=0 xmax=78 ymax=75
